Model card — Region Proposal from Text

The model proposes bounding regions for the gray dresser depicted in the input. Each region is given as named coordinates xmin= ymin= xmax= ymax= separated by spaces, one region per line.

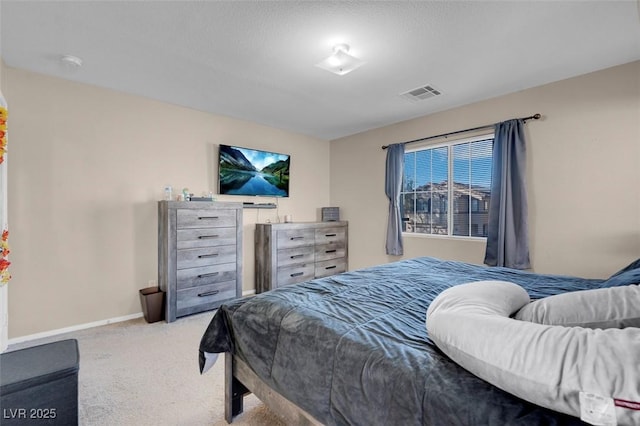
xmin=158 ymin=201 xmax=242 ymax=322
xmin=255 ymin=221 xmax=348 ymax=293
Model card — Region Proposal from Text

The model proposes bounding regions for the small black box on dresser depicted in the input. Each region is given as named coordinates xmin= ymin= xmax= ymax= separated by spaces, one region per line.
xmin=321 ymin=207 xmax=340 ymax=222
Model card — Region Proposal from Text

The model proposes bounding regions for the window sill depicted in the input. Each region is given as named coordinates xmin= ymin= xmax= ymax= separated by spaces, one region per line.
xmin=402 ymin=232 xmax=487 ymax=242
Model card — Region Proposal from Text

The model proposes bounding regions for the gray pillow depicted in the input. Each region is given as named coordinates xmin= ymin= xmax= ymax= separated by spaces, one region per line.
xmin=515 ymin=285 xmax=640 ymax=329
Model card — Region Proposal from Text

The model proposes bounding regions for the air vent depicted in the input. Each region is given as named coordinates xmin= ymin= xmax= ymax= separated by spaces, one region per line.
xmin=400 ymin=85 xmax=442 ymax=102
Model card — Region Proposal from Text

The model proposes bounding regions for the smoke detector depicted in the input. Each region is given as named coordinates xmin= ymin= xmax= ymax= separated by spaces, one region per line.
xmin=60 ymin=54 xmax=83 ymax=70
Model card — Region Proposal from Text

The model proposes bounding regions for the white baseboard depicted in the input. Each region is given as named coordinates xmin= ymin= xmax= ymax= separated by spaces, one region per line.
xmin=7 ymin=312 xmax=144 ymax=346
xmin=8 ymin=291 xmax=256 ymax=346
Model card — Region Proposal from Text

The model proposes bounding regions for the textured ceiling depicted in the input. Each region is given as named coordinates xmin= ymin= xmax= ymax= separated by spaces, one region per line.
xmin=1 ymin=1 xmax=639 ymax=141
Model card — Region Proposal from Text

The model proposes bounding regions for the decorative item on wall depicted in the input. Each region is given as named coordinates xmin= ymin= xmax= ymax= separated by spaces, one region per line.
xmin=0 ymin=230 xmax=9 ymax=285
xmin=0 ymin=104 xmax=6 ymax=165
xmin=0 ymin=102 xmax=10 ymax=285
xmin=0 ymin=90 xmax=9 ymax=352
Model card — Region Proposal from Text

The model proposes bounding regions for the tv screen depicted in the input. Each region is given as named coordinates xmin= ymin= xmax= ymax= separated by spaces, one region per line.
xmin=218 ymin=144 xmax=290 ymax=197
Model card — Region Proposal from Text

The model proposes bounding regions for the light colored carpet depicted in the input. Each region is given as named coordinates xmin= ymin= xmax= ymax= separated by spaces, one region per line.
xmin=8 ymin=312 xmax=287 ymax=426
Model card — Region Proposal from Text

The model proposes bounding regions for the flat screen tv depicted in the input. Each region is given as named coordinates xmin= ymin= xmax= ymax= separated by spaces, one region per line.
xmin=218 ymin=144 xmax=290 ymax=197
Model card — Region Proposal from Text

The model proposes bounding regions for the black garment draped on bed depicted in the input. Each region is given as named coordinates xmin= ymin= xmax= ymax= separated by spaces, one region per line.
xmin=199 ymin=257 xmax=623 ymax=426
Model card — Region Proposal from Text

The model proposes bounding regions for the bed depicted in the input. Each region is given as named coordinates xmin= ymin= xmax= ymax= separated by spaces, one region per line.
xmin=199 ymin=256 xmax=638 ymax=425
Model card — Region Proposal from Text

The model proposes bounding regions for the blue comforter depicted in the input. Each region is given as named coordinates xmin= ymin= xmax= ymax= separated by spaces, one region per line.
xmin=199 ymin=257 xmax=626 ymax=425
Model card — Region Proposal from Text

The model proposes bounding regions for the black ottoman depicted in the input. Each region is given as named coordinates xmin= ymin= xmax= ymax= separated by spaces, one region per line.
xmin=1 ymin=339 xmax=79 ymax=425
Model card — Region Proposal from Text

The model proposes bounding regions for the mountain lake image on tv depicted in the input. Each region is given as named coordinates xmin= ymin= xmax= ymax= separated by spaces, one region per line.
xmin=219 ymin=145 xmax=290 ymax=197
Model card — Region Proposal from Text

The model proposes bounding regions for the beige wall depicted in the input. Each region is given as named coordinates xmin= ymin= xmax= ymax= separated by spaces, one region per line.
xmin=4 ymin=66 xmax=330 ymax=338
xmin=5 ymin=60 xmax=639 ymax=338
xmin=331 ymin=61 xmax=640 ymax=278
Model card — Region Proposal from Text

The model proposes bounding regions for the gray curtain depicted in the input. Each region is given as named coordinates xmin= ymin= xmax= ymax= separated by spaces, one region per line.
xmin=385 ymin=143 xmax=405 ymax=255
xmin=484 ymin=119 xmax=531 ymax=269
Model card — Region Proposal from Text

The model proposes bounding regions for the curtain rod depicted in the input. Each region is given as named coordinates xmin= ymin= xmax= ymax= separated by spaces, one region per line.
xmin=381 ymin=113 xmax=541 ymax=150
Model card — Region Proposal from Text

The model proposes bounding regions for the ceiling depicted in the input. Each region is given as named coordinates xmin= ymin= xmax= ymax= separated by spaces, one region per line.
xmin=1 ymin=1 xmax=639 ymax=141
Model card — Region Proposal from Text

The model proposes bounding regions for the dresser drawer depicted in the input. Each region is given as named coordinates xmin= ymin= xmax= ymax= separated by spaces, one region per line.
xmin=177 ymin=245 xmax=237 ymax=269
xmin=277 ymin=246 xmax=315 ymax=268
xmin=277 ymin=229 xmax=315 ymax=249
xmin=277 ymin=263 xmax=315 ymax=287
xmin=176 ymin=280 xmax=237 ymax=314
xmin=315 ymin=227 xmax=346 ymax=245
xmin=177 ymin=208 xmax=236 ymax=229
xmin=315 ymin=258 xmax=347 ymax=278
xmin=315 ymin=243 xmax=346 ymax=262
xmin=177 ymin=227 xmax=236 ymax=249
xmin=176 ymin=262 xmax=236 ymax=290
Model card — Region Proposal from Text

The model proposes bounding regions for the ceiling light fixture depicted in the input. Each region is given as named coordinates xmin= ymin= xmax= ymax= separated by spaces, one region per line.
xmin=315 ymin=44 xmax=365 ymax=76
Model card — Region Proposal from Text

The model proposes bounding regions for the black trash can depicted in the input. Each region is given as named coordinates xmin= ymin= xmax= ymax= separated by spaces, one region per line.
xmin=139 ymin=287 xmax=165 ymax=323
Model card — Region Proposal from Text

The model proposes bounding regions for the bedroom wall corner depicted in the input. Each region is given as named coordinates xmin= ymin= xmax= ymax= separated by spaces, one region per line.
xmin=330 ymin=60 xmax=640 ymax=279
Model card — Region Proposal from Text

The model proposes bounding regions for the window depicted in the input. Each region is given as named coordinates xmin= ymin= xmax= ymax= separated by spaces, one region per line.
xmin=402 ymin=135 xmax=493 ymax=238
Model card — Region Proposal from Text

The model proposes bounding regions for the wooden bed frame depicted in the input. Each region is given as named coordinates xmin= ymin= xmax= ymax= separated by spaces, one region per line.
xmin=224 ymin=352 xmax=322 ymax=425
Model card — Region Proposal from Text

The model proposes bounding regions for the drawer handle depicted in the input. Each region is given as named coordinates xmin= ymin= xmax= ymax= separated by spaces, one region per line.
xmin=198 ymin=290 xmax=220 ymax=297
xmin=198 ymin=235 xmax=219 ymax=239
xmin=325 ymin=265 xmax=337 ymax=270
xmin=198 ymin=253 xmax=219 ymax=258
xmin=290 ymin=272 xmax=304 ymax=277
xmin=198 ymin=216 xmax=219 ymax=220
xmin=325 ymin=249 xmax=337 ymax=254
xmin=290 ymin=254 xmax=304 ymax=259
xmin=198 ymin=272 xmax=219 ymax=278
xmin=290 ymin=236 xmax=305 ymax=240
xmin=325 ymin=233 xmax=337 ymax=237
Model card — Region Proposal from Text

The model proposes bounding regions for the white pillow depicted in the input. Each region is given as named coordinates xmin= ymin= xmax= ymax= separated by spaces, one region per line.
xmin=515 ymin=285 xmax=640 ymax=329
xmin=426 ymin=281 xmax=640 ymax=424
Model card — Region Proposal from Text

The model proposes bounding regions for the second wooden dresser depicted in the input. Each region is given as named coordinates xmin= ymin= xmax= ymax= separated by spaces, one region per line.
xmin=255 ymin=221 xmax=348 ymax=293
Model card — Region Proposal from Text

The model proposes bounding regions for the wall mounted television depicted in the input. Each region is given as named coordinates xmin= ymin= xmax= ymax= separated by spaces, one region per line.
xmin=218 ymin=144 xmax=290 ymax=197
